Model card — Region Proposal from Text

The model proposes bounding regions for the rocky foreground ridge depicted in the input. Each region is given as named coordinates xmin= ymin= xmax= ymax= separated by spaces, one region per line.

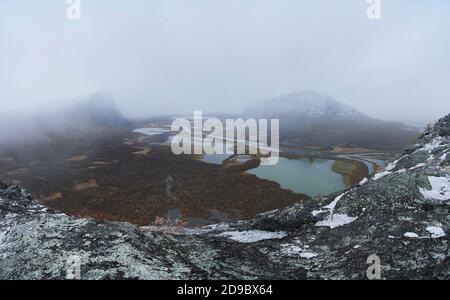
xmin=1 ymin=115 xmax=449 ymax=279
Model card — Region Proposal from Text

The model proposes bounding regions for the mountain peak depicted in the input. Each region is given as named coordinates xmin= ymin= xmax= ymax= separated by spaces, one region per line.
xmin=246 ymin=91 xmax=367 ymax=120
xmin=65 ymin=92 xmax=130 ymax=128
xmin=244 ymin=91 xmax=420 ymax=150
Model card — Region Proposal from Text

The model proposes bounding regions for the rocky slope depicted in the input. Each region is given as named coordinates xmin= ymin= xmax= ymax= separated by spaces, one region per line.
xmin=1 ymin=115 xmax=449 ymax=279
xmin=244 ymin=91 xmax=420 ymax=150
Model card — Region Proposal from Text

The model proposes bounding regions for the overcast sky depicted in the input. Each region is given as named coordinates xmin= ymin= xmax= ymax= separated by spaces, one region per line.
xmin=0 ymin=0 xmax=449 ymax=124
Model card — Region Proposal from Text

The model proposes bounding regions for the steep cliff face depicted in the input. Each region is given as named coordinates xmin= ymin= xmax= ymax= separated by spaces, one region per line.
xmin=1 ymin=115 xmax=449 ymax=280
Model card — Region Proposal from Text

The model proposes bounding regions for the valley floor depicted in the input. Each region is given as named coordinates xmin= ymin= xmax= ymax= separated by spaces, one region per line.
xmin=0 ymin=123 xmax=392 ymax=227
xmin=0 ymin=129 xmax=307 ymax=226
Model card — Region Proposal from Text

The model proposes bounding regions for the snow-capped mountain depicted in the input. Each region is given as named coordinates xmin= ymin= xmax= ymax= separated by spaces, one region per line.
xmin=244 ymin=91 xmax=420 ymax=150
xmin=245 ymin=91 xmax=367 ymax=121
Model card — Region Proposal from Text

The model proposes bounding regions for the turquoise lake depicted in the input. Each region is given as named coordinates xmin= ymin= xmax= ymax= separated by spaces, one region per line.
xmin=247 ymin=157 xmax=346 ymax=196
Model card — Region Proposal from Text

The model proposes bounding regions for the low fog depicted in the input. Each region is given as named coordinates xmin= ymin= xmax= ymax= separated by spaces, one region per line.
xmin=1 ymin=0 xmax=449 ymax=125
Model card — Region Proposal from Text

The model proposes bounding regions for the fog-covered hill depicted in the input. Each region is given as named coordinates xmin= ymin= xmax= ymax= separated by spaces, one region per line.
xmin=0 ymin=93 xmax=131 ymax=147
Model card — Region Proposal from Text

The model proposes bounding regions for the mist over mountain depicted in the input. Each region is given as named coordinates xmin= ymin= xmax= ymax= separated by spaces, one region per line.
xmin=61 ymin=92 xmax=131 ymax=129
xmin=244 ymin=91 xmax=421 ymax=150
xmin=0 ymin=93 xmax=130 ymax=147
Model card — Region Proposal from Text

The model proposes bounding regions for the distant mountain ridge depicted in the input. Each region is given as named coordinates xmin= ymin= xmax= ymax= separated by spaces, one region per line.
xmin=245 ymin=91 xmax=366 ymax=120
xmin=244 ymin=91 xmax=421 ymax=150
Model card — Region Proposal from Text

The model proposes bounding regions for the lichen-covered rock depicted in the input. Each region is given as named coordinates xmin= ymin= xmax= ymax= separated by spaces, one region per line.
xmin=248 ymin=200 xmax=322 ymax=231
xmin=394 ymin=150 xmax=429 ymax=170
xmin=433 ymin=114 xmax=450 ymax=137
xmin=0 ymin=188 xmax=292 ymax=280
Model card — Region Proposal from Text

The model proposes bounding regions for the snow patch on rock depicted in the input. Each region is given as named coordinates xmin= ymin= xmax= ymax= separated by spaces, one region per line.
xmin=203 ymin=223 xmax=231 ymax=232
xmin=311 ymin=209 xmax=326 ymax=216
xmin=385 ymin=157 xmax=404 ymax=171
xmin=316 ymin=214 xmax=358 ymax=229
xmin=313 ymin=191 xmax=358 ymax=228
xmin=426 ymin=226 xmax=446 ymax=238
xmin=419 ymin=176 xmax=450 ymax=201
xmin=217 ymin=230 xmax=287 ymax=243
xmin=404 ymin=232 xmax=419 ymax=238
xmin=324 ymin=192 xmax=348 ymax=210
xmin=410 ymin=163 xmax=426 ymax=170
xmin=359 ymin=178 xmax=368 ymax=185
xmin=423 ymin=137 xmax=443 ymax=152
xmin=373 ymin=171 xmax=392 ymax=180
xmin=312 ymin=192 xmax=349 ymax=216
xmin=299 ymin=252 xmax=318 ymax=259
xmin=280 ymin=243 xmax=318 ymax=259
